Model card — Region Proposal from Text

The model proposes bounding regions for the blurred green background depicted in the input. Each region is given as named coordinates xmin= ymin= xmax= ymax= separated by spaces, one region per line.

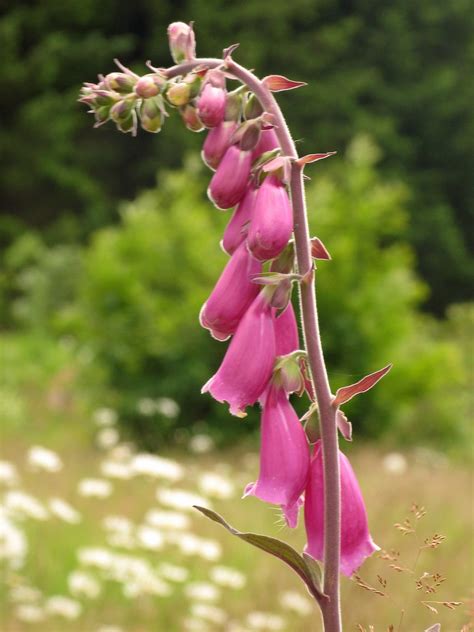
xmin=0 ymin=1 xmax=473 ymax=630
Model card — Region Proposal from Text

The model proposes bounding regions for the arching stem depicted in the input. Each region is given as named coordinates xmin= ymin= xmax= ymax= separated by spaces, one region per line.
xmin=167 ymin=57 xmax=342 ymax=632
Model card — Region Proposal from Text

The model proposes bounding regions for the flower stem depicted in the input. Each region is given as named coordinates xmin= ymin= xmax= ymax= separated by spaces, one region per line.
xmin=168 ymin=57 xmax=342 ymax=631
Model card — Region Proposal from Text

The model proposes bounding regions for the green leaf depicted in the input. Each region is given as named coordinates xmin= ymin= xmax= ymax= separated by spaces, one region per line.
xmin=194 ymin=505 xmax=326 ymax=603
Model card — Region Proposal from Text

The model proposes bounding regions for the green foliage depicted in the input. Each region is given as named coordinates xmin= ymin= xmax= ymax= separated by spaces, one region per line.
xmin=0 ymin=0 xmax=472 ymax=311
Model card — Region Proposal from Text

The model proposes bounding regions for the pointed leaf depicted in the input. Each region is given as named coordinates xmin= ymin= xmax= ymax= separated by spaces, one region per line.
xmin=262 ymin=74 xmax=307 ymax=92
xmin=333 ymin=364 xmax=392 ymax=407
xmin=194 ymin=505 xmax=326 ymax=602
xmin=336 ymin=410 xmax=352 ymax=441
xmin=223 ymin=43 xmax=240 ymax=59
xmin=296 ymin=152 xmax=337 ymax=167
xmin=310 ymin=237 xmax=331 ymax=260
xmin=303 ymin=553 xmax=323 ymax=590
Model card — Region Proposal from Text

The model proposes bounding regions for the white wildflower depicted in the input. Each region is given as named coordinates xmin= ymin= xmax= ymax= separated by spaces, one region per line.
xmin=199 ymin=472 xmax=235 ymax=499
xmin=156 ymin=488 xmax=209 ymax=511
xmin=27 ymin=446 xmax=63 ymax=473
xmin=145 ymin=509 xmax=190 ymax=531
xmin=382 ymin=452 xmax=408 ymax=475
xmin=46 ymin=595 xmax=82 ymax=619
xmin=279 ymin=590 xmax=312 ymax=615
xmin=247 ymin=611 xmax=285 ymax=630
xmin=96 ymin=427 xmax=120 ymax=450
xmin=136 ymin=525 xmax=164 ymax=551
xmin=49 ymin=498 xmax=81 ymax=524
xmin=188 ymin=434 xmax=215 ymax=454
xmin=154 ymin=397 xmax=180 ymax=418
xmin=131 ymin=453 xmax=183 ymax=481
xmin=210 ymin=565 xmax=246 ymax=589
xmin=0 ymin=460 xmax=19 ymax=486
xmin=9 ymin=585 xmax=42 ymax=603
xmin=191 ymin=603 xmax=227 ymax=624
xmin=0 ymin=513 xmax=27 ymax=567
xmin=100 ymin=460 xmax=133 ymax=480
xmin=78 ymin=478 xmax=112 ymax=498
xmin=15 ymin=604 xmax=45 ymax=623
xmin=157 ymin=562 xmax=188 ymax=583
xmin=77 ymin=547 xmax=114 ymax=570
xmin=68 ymin=570 xmax=101 ymax=599
xmin=93 ymin=407 xmax=118 ymax=427
xmin=4 ymin=490 xmax=49 ymax=521
xmin=185 ymin=581 xmax=220 ymax=602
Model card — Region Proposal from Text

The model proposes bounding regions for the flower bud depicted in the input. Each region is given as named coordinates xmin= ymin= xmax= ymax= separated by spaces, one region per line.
xmin=167 ymin=22 xmax=196 ymax=63
xmin=221 ymin=184 xmax=256 ymax=255
xmin=304 ymin=441 xmax=379 ymax=576
xmin=244 ymin=382 xmax=310 ymax=528
xmin=134 ymin=74 xmax=165 ymax=98
xmin=104 ymin=72 xmax=137 ymax=94
xmin=202 ymin=121 xmax=238 ymax=170
xmin=208 ymin=145 xmax=252 ymax=209
xmin=196 ymin=83 xmax=227 ymax=128
xmin=247 ymin=175 xmax=293 ymax=261
xmin=166 ymin=82 xmax=191 ymax=107
xmin=200 ymin=242 xmax=261 ymax=340
xmin=202 ymin=290 xmax=276 ymax=417
xmin=179 ymin=104 xmax=204 ymax=132
xmin=139 ymin=96 xmax=164 ymax=133
xmin=252 ymin=128 xmax=280 ymax=161
xmin=94 ymin=104 xmax=112 ymax=125
xmin=110 ymin=99 xmax=135 ymax=124
xmin=244 ymin=93 xmax=264 ymax=120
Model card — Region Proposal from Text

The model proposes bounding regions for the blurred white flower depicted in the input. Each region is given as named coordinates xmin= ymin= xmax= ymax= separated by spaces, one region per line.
xmin=0 ymin=460 xmax=19 ymax=486
xmin=145 ymin=509 xmax=190 ymax=531
xmin=155 ymin=397 xmax=180 ymax=418
xmin=382 ymin=452 xmax=408 ymax=475
xmin=185 ymin=581 xmax=220 ymax=602
xmin=0 ymin=513 xmax=27 ymax=567
xmin=4 ymin=491 xmax=49 ymax=521
xmin=27 ymin=446 xmax=63 ymax=473
xmin=102 ymin=515 xmax=134 ymax=535
xmin=93 ymin=407 xmax=118 ymax=427
xmin=157 ymin=562 xmax=189 ymax=583
xmin=9 ymin=585 xmax=42 ymax=603
xmin=136 ymin=398 xmax=156 ymax=416
xmin=46 ymin=595 xmax=82 ymax=619
xmin=96 ymin=427 xmax=120 ymax=451
xmin=131 ymin=454 xmax=183 ymax=481
xmin=100 ymin=459 xmax=133 ymax=480
xmin=78 ymin=478 xmax=112 ymax=498
xmin=136 ymin=525 xmax=164 ymax=551
xmin=188 ymin=434 xmax=215 ymax=454
xmin=182 ymin=619 xmax=208 ymax=632
xmin=166 ymin=532 xmax=222 ymax=561
xmin=156 ymin=488 xmax=209 ymax=511
xmin=108 ymin=443 xmax=135 ymax=461
xmin=49 ymin=498 xmax=81 ymax=524
xmin=106 ymin=532 xmax=136 ymax=550
xmin=97 ymin=626 xmax=124 ymax=632
xmin=78 ymin=547 xmax=114 ymax=570
xmin=191 ymin=603 xmax=227 ymax=624
xmin=68 ymin=570 xmax=101 ymax=599
xmin=279 ymin=590 xmax=312 ymax=615
xmin=246 ymin=611 xmax=285 ymax=630
xmin=210 ymin=565 xmax=246 ymax=589
xmin=199 ymin=472 xmax=235 ymax=499
xmin=15 ymin=604 xmax=45 ymax=623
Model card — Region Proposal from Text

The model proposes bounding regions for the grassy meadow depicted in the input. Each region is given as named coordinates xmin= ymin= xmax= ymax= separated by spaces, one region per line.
xmin=1 ymin=389 xmax=472 ymax=631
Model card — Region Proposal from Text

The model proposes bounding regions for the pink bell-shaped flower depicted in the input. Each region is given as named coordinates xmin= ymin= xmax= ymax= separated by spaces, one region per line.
xmin=202 ymin=290 xmax=276 ymax=416
xmin=221 ymin=185 xmax=257 ymax=255
xmin=252 ymin=128 xmax=280 ymax=161
xmin=244 ymin=381 xmax=310 ymax=528
xmin=275 ymin=302 xmax=299 ymax=356
xmin=208 ymin=145 xmax=252 ymax=209
xmin=197 ymin=82 xmax=227 ymax=128
xmin=202 ymin=121 xmax=238 ymax=170
xmin=199 ymin=242 xmax=262 ymax=340
xmin=304 ymin=441 xmax=379 ymax=577
xmin=247 ymin=175 xmax=293 ymax=261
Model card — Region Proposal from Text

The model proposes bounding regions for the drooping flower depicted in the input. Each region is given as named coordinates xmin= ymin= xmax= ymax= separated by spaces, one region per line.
xmin=275 ymin=302 xmax=299 ymax=356
xmin=199 ymin=242 xmax=261 ymax=340
xmin=221 ymin=185 xmax=257 ymax=255
xmin=197 ymin=82 xmax=227 ymax=128
xmin=247 ymin=175 xmax=293 ymax=261
xmin=167 ymin=22 xmax=196 ymax=63
xmin=252 ymin=128 xmax=280 ymax=161
xmin=202 ymin=121 xmax=238 ymax=170
xmin=208 ymin=145 xmax=252 ymax=209
xmin=202 ymin=290 xmax=276 ymax=416
xmin=304 ymin=441 xmax=379 ymax=576
xmin=244 ymin=381 xmax=310 ymax=527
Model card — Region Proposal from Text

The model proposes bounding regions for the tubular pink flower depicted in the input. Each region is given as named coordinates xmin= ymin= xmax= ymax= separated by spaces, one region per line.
xmin=252 ymin=128 xmax=279 ymax=160
xmin=275 ymin=302 xmax=299 ymax=356
xmin=202 ymin=290 xmax=276 ymax=416
xmin=221 ymin=185 xmax=257 ymax=255
xmin=304 ymin=441 xmax=379 ymax=577
xmin=199 ymin=242 xmax=261 ymax=340
xmin=244 ymin=382 xmax=310 ymax=528
xmin=202 ymin=121 xmax=238 ymax=170
xmin=247 ymin=175 xmax=293 ymax=261
xmin=208 ymin=145 xmax=252 ymax=209
xmin=197 ymin=83 xmax=227 ymax=128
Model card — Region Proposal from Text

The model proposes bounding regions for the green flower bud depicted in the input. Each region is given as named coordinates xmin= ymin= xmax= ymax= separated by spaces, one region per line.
xmin=179 ymin=104 xmax=204 ymax=132
xmin=105 ymin=72 xmax=137 ymax=94
xmin=244 ymin=93 xmax=263 ymax=120
xmin=166 ymin=81 xmax=191 ymax=107
xmin=139 ymin=96 xmax=164 ymax=133
xmin=134 ymin=74 xmax=166 ymax=99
